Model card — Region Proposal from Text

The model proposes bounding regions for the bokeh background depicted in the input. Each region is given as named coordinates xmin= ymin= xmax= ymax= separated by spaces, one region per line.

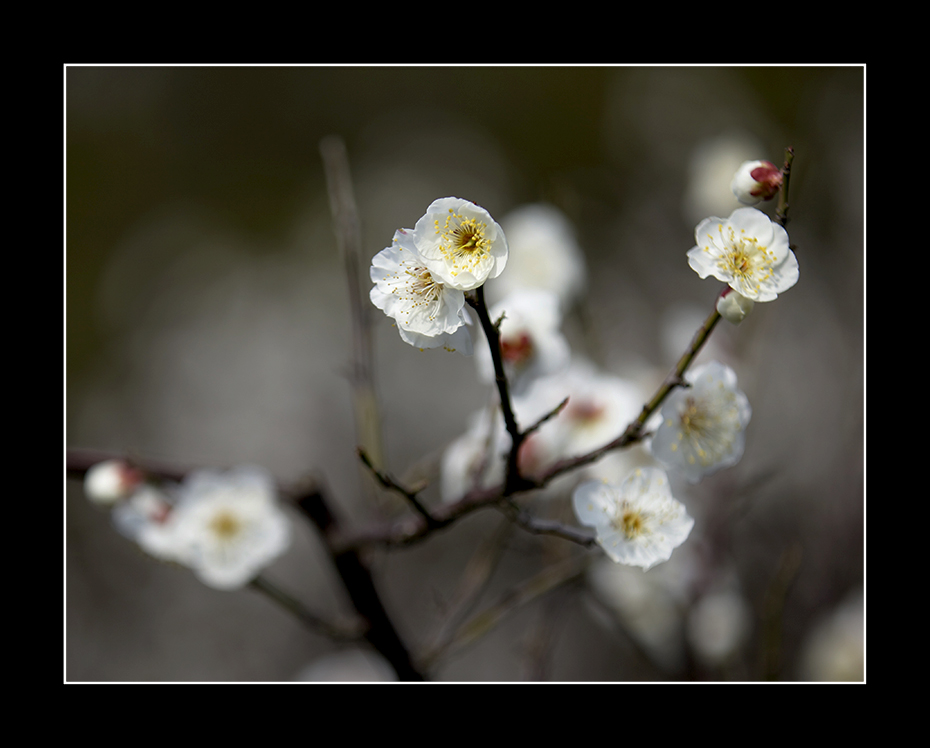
xmin=66 ymin=65 xmax=864 ymax=682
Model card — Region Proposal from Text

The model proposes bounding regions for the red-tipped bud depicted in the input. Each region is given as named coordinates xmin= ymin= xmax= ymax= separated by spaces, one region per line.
xmin=731 ymin=160 xmax=783 ymax=205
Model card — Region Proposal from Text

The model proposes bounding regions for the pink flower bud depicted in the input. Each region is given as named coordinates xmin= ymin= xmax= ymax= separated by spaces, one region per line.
xmin=731 ymin=160 xmax=783 ymax=206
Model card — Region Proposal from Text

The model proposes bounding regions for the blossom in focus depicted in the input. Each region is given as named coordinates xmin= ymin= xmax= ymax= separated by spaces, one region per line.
xmin=572 ymin=467 xmax=694 ymax=570
xmin=731 ymin=159 xmax=782 ymax=206
xmin=84 ymin=459 xmax=144 ymax=505
xmin=477 ymin=289 xmax=570 ymax=395
xmin=412 ymin=197 xmax=508 ymax=291
xmin=370 ymin=228 xmax=473 ymax=355
xmin=649 ymin=361 xmax=751 ymax=483
xmin=715 ymin=287 xmax=754 ymax=324
xmin=169 ymin=466 xmax=292 ymax=590
xmin=488 ymin=203 xmax=587 ymax=312
xmin=687 ymin=207 xmax=798 ymax=302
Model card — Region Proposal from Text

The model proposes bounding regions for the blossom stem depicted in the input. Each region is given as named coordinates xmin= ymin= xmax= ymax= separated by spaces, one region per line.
xmin=466 ymin=285 xmax=533 ymax=494
xmin=776 ymin=146 xmax=794 ymax=229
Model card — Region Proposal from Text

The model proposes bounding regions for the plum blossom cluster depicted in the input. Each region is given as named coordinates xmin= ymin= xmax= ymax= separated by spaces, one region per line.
xmin=370 ymin=197 xmax=508 ymax=354
xmin=572 ymin=157 xmax=797 ymax=570
xmin=84 ymin=461 xmax=292 ymax=590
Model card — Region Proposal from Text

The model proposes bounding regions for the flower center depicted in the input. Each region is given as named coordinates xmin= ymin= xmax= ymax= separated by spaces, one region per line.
xmin=500 ymin=331 xmax=534 ymax=364
xmin=435 ymin=211 xmax=490 ymax=275
xmin=715 ymin=225 xmax=774 ymax=287
xmin=407 ymin=266 xmax=442 ymax=301
xmin=209 ymin=510 xmax=242 ymax=540
xmin=568 ymin=399 xmax=606 ymax=425
xmin=613 ymin=501 xmax=648 ymax=540
xmin=673 ymin=391 xmax=741 ymax=466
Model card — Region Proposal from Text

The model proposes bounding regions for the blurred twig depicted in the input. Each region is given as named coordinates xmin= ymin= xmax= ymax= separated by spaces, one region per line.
xmin=249 ymin=575 xmax=367 ymax=640
xmin=320 ymin=135 xmax=385 ymax=490
xmin=776 ymin=146 xmax=794 ymax=230
xmin=418 ymin=553 xmax=591 ymax=669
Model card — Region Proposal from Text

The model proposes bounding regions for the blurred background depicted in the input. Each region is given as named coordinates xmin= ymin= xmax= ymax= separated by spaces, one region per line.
xmin=66 ymin=65 xmax=864 ymax=682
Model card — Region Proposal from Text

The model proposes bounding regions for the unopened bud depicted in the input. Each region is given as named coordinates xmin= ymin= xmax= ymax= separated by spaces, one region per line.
xmin=716 ymin=288 xmax=754 ymax=324
xmin=731 ymin=160 xmax=783 ymax=206
xmin=84 ymin=459 xmax=144 ymax=505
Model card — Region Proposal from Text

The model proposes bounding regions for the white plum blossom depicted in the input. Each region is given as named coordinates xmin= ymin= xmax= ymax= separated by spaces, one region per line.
xmin=687 ymin=207 xmax=798 ymax=302
xmin=412 ymin=197 xmax=508 ymax=291
xmin=731 ymin=159 xmax=783 ymax=206
xmin=489 ymin=203 xmax=587 ymax=312
xmin=649 ymin=361 xmax=751 ymax=483
xmin=168 ymin=466 xmax=292 ymax=590
xmin=477 ymin=289 xmax=570 ymax=395
xmin=370 ymin=228 xmax=473 ymax=355
xmin=573 ymin=468 xmax=694 ymax=570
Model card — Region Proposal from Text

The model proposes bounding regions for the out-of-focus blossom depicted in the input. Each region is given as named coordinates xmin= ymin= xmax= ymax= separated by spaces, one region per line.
xmin=294 ymin=649 xmax=397 ymax=682
xmin=516 ymin=359 xmax=644 ymax=466
xmin=686 ymin=587 xmax=752 ymax=667
xmin=731 ymin=159 xmax=783 ymax=205
xmin=649 ymin=361 xmax=751 ymax=483
xmin=687 ymin=207 xmax=798 ymax=302
xmin=111 ymin=484 xmax=181 ymax=562
xmin=716 ymin=287 xmax=754 ymax=324
xmin=83 ymin=459 xmax=144 ymax=505
xmin=573 ymin=467 xmax=694 ymax=570
xmin=585 ymin=556 xmax=686 ymax=671
xmin=370 ymin=228 xmax=472 ymax=355
xmin=683 ymin=132 xmax=765 ymax=223
xmin=477 ymin=289 xmax=570 ymax=395
xmin=413 ymin=197 xmax=508 ymax=291
xmin=169 ymin=466 xmax=292 ymax=590
xmin=440 ymin=407 xmax=509 ymax=502
xmin=798 ymin=589 xmax=864 ymax=682
xmin=489 ymin=203 xmax=587 ymax=312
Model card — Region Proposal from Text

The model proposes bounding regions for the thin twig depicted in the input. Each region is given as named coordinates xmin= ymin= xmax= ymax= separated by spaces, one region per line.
xmin=249 ymin=575 xmax=367 ymax=640
xmin=418 ymin=554 xmax=591 ymax=669
xmin=320 ymin=135 xmax=385 ymax=485
xmin=776 ymin=146 xmax=794 ymax=229
xmin=357 ymin=447 xmax=448 ymax=531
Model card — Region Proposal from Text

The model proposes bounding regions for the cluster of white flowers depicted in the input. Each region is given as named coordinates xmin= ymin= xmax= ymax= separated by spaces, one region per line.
xmin=370 ymin=197 xmax=508 ymax=354
xmin=573 ymin=158 xmax=796 ymax=570
xmin=395 ymin=158 xmax=793 ymax=576
xmin=84 ymin=461 xmax=292 ymax=590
